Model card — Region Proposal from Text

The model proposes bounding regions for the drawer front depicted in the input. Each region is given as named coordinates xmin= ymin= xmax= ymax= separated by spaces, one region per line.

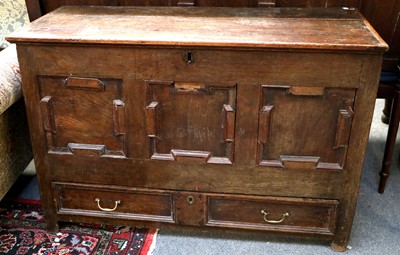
xmin=207 ymin=195 xmax=338 ymax=236
xmin=53 ymin=183 xmax=175 ymax=223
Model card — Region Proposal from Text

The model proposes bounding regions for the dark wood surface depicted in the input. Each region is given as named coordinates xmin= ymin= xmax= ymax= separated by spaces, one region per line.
xmin=25 ymin=0 xmax=364 ymax=19
xmin=24 ymin=0 xmax=399 ymax=69
xmin=207 ymin=194 xmax=338 ymax=235
xmin=10 ymin=6 xmax=385 ymax=252
xmin=11 ymin=6 xmax=386 ymax=52
xmin=360 ymin=0 xmax=400 ymax=70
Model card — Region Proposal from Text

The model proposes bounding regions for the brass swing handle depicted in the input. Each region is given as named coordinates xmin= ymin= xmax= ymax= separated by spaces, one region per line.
xmin=260 ymin=210 xmax=290 ymax=224
xmin=95 ymin=198 xmax=121 ymax=212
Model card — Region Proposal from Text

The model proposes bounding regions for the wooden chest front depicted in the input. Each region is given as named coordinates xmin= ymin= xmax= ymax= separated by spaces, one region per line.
xmin=8 ymin=6 xmax=387 ymax=251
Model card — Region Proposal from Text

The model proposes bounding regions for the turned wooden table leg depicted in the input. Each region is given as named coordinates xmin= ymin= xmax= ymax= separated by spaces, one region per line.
xmin=381 ymin=98 xmax=392 ymax=124
xmin=379 ymin=83 xmax=400 ymax=193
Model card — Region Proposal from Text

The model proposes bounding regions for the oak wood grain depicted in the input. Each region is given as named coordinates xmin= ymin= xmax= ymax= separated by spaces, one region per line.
xmin=207 ymin=194 xmax=338 ymax=236
xmin=25 ymin=0 xmax=364 ymax=20
xmin=8 ymin=6 xmax=387 ymax=52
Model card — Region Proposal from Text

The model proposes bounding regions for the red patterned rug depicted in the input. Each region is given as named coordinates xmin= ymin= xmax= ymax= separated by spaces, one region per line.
xmin=0 ymin=199 xmax=157 ymax=255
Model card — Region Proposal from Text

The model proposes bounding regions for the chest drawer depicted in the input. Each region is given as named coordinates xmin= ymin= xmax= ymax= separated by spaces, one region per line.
xmin=53 ymin=183 xmax=175 ymax=223
xmin=207 ymin=195 xmax=338 ymax=236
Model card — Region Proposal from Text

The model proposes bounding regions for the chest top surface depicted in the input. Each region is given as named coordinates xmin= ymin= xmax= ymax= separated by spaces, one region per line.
xmin=8 ymin=6 xmax=387 ymax=52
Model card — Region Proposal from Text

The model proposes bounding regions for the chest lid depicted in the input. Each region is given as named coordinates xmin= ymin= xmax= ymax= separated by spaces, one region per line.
xmin=7 ymin=6 xmax=387 ymax=52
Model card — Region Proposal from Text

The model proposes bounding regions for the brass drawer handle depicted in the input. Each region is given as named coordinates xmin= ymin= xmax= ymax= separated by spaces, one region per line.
xmin=95 ymin=198 xmax=121 ymax=212
xmin=260 ymin=210 xmax=290 ymax=224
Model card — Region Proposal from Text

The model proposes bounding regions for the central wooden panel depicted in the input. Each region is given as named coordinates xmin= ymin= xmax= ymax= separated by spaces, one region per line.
xmin=146 ymin=80 xmax=236 ymax=164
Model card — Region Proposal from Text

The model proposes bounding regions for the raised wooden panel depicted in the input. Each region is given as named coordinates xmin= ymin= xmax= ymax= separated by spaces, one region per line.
xmin=38 ymin=76 xmax=126 ymax=157
xmin=258 ymin=105 xmax=273 ymax=145
xmin=67 ymin=143 xmax=106 ymax=157
xmin=146 ymin=80 xmax=236 ymax=165
xmin=146 ymin=101 xmax=159 ymax=137
xmin=65 ymin=77 xmax=105 ymax=91
xmin=258 ymin=85 xmax=356 ymax=170
xmin=40 ymin=96 xmax=56 ymax=133
xmin=335 ymin=109 xmax=353 ymax=148
xmin=113 ymin=99 xmax=126 ymax=136
xmin=222 ymin=104 xmax=235 ymax=142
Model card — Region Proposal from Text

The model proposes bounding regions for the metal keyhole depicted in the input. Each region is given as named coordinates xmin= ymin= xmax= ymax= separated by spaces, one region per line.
xmin=186 ymin=195 xmax=195 ymax=205
xmin=184 ymin=51 xmax=194 ymax=64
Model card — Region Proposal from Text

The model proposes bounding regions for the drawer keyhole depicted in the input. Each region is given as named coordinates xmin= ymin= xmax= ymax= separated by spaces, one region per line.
xmin=186 ymin=195 xmax=195 ymax=205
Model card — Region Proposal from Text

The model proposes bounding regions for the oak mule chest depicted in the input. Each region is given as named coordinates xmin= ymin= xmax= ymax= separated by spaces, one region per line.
xmin=8 ymin=6 xmax=387 ymax=251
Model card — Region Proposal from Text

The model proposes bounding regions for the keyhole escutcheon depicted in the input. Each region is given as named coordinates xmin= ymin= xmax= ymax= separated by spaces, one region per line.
xmin=186 ymin=195 xmax=195 ymax=205
xmin=184 ymin=51 xmax=194 ymax=64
